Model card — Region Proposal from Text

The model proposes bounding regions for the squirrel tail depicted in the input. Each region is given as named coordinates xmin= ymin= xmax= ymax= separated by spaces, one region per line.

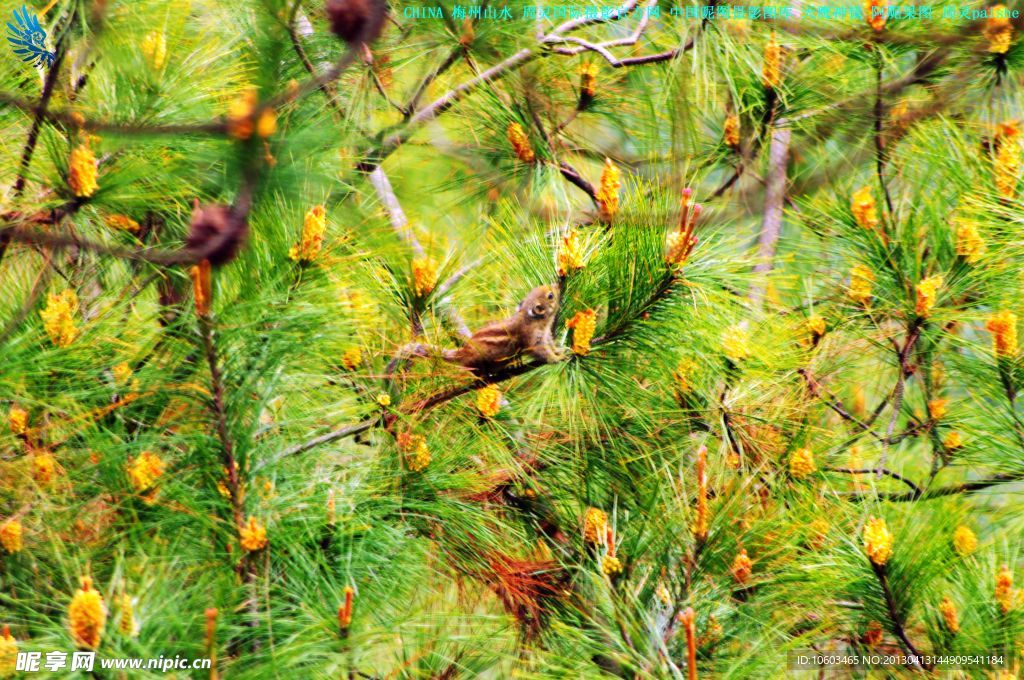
xmin=385 ymin=342 xmax=432 ymax=376
xmin=385 ymin=343 xmax=461 ymax=376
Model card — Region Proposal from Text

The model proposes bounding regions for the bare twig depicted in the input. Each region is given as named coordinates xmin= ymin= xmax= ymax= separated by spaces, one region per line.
xmin=367 ymin=167 xmax=424 ymax=257
xmin=748 ymin=119 xmax=791 ymax=309
xmin=826 ymin=467 xmax=922 ymax=497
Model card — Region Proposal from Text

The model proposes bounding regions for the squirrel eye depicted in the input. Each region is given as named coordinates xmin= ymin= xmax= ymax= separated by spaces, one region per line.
xmin=547 ymin=292 xmax=554 ymax=300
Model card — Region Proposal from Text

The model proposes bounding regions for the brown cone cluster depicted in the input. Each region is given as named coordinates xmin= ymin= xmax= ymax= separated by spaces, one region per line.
xmin=326 ymin=0 xmax=387 ymax=45
xmin=186 ymin=201 xmax=249 ymax=266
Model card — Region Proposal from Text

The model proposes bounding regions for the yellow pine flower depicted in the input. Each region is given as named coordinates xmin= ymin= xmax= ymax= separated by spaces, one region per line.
xmin=69 ymin=576 xmax=106 ymax=649
xmin=996 ymin=564 xmax=1015 ymax=613
xmin=579 ymin=62 xmax=598 ymax=99
xmin=863 ymin=517 xmax=894 ymax=566
xmin=126 ymin=451 xmax=166 ymax=492
xmin=954 ymin=219 xmax=986 ymax=264
xmin=341 ymin=346 xmax=362 ymax=371
xmin=731 ymin=548 xmax=753 ymax=584
xmin=673 ymin=358 xmax=697 ymax=394
xmin=475 ymin=385 xmax=501 ymax=418
xmin=0 ymin=516 xmax=28 ymax=554
xmin=69 ymin=143 xmax=99 ymax=198
xmin=952 ymin=525 xmax=977 ymax=556
xmin=239 ymin=516 xmax=268 ymax=552
xmin=692 ymin=446 xmax=709 ymax=541
xmin=852 ymin=386 xmax=867 ymax=418
xmin=8 ymin=406 xmax=27 ymax=435
xmin=289 ymin=205 xmax=327 ymax=262
xmin=889 ymin=99 xmax=909 ymax=126
xmin=583 ymin=507 xmax=608 ymax=544
xmin=789 ymin=447 xmax=816 ymax=479
xmin=557 ymin=228 xmax=585 ymax=276
xmin=567 ymin=309 xmax=597 ymax=355
xmin=848 ymin=264 xmax=875 ymax=305
xmin=376 ymin=393 xmax=391 ymax=407
xmin=762 ymin=32 xmax=782 ymax=88
xmin=411 ymin=257 xmax=438 ymax=297
xmin=808 ymin=518 xmax=830 ymax=549
xmin=112 ymin=361 xmax=133 ymax=386
xmin=0 ymin=625 xmax=15 ymax=677
xmin=939 ymin=596 xmax=959 ymax=634
xmin=851 ymin=186 xmax=880 ymax=231
xmin=256 ymin=108 xmax=277 ymax=138
xmin=0 ymin=520 xmax=23 ymax=554
xmin=865 ymin=0 xmax=886 ymax=31
xmin=40 ymin=289 xmax=79 ymax=347
xmin=804 ymin=315 xmax=826 ymax=345
xmin=227 ymin=90 xmax=257 ymax=140
xmin=722 ymin=324 xmax=750 ymax=362
xmin=140 ymin=30 xmax=167 ymax=70
xmin=33 ymin=452 xmax=57 ymax=484
xmin=928 ymin=398 xmax=949 ymax=420
xmin=601 ymin=555 xmax=623 ymax=575
xmin=227 ymin=89 xmax=274 ymax=140
xmin=863 ymin=620 xmax=884 ymax=646
xmin=397 ymin=432 xmax=431 ymax=471
xmin=506 ymin=122 xmax=535 ymax=163
xmin=596 ymin=158 xmax=621 ymax=222
xmin=723 ymin=113 xmax=740 ymax=148
xmin=191 ymin=259 xmax=212 ymax=317
xmin=665 ymin=230 xmax=696 ymax=266
xmin=943 ymin=430 xmax=964 ymax=450
xmin=984 ymin=4 xmax=1014 ymax=53
xmin=995 ymin=120 xmax=1020 ymax=199
xmin=458 ymin=17 xmax=475 ymax=47
xmin=656 ymin=582 xmax=672 ymax=606
xmin=105 ymin=214 xmax=140 ymax=232
xmin=118 ymin=594 xmax=136 ymax=637
xmin=987 ymin=310 xmax=1019 ymax=358
xmin=915 ymin=275 xmax=944 ymax=318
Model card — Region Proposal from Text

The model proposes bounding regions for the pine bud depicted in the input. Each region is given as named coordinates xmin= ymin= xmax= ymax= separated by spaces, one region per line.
xmin=338 ymin=585 xmax=354 ymax=630
xmin=191 ymin=259 xmax=212 ymax=317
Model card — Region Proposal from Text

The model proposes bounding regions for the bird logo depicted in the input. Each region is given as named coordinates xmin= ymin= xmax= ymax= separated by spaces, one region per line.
xmin=7 ymin=6 xmax=55 ymax=68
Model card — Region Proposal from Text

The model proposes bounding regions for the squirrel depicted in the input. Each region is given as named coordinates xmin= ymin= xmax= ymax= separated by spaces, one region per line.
xmin=388 ymin=284 xmax=565 ymax=374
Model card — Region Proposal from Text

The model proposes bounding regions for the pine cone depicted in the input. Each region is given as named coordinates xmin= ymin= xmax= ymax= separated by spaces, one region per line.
xmin=326 ymin=0 xmax=387 ymax=45
xmin=186 ymin=201 xmax=248 ymax=266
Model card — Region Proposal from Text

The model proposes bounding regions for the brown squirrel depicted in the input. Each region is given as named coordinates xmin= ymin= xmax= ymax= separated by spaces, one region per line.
xmin=388 ymin=284 xmax=565 ymax=374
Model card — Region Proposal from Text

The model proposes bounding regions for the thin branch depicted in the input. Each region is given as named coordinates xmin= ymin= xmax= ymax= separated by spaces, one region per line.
xmin=199 ymin=316 xmax=244 ymax=528
xmin=851 ymin=470 xmax=1024 ymax=502
xmin=260 ymin=417 xmax=377 ymax=469
xmin=872 ymin=563 xmax=928 ymax=670
xmin=557 ymin=161 xmax=597 ymax=204
xmin=367 ymin=167 xmax=423 ymax=257
xmin=2 ymin=223 xmax=212 ymax=266
xmin=403 ymin=46 xmax=464 ymax=116
xmin=435 ymin=257 xmax=484 ymax=299
xmin=0 ymin=92 xmax=228 ymax=137
xmin=826 ymin=467 xmax=922 ymax=497
xmin=748 ymin=119 xmax=791 ymax=309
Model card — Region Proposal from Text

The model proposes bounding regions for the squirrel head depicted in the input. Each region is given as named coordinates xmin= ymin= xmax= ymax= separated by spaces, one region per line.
xmin=520 ymin=285 xmax=558 ymax=320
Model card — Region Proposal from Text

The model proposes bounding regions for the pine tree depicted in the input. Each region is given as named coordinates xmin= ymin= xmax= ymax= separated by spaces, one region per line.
xmin=1 ymin=0 xmax=1023 ymax=677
